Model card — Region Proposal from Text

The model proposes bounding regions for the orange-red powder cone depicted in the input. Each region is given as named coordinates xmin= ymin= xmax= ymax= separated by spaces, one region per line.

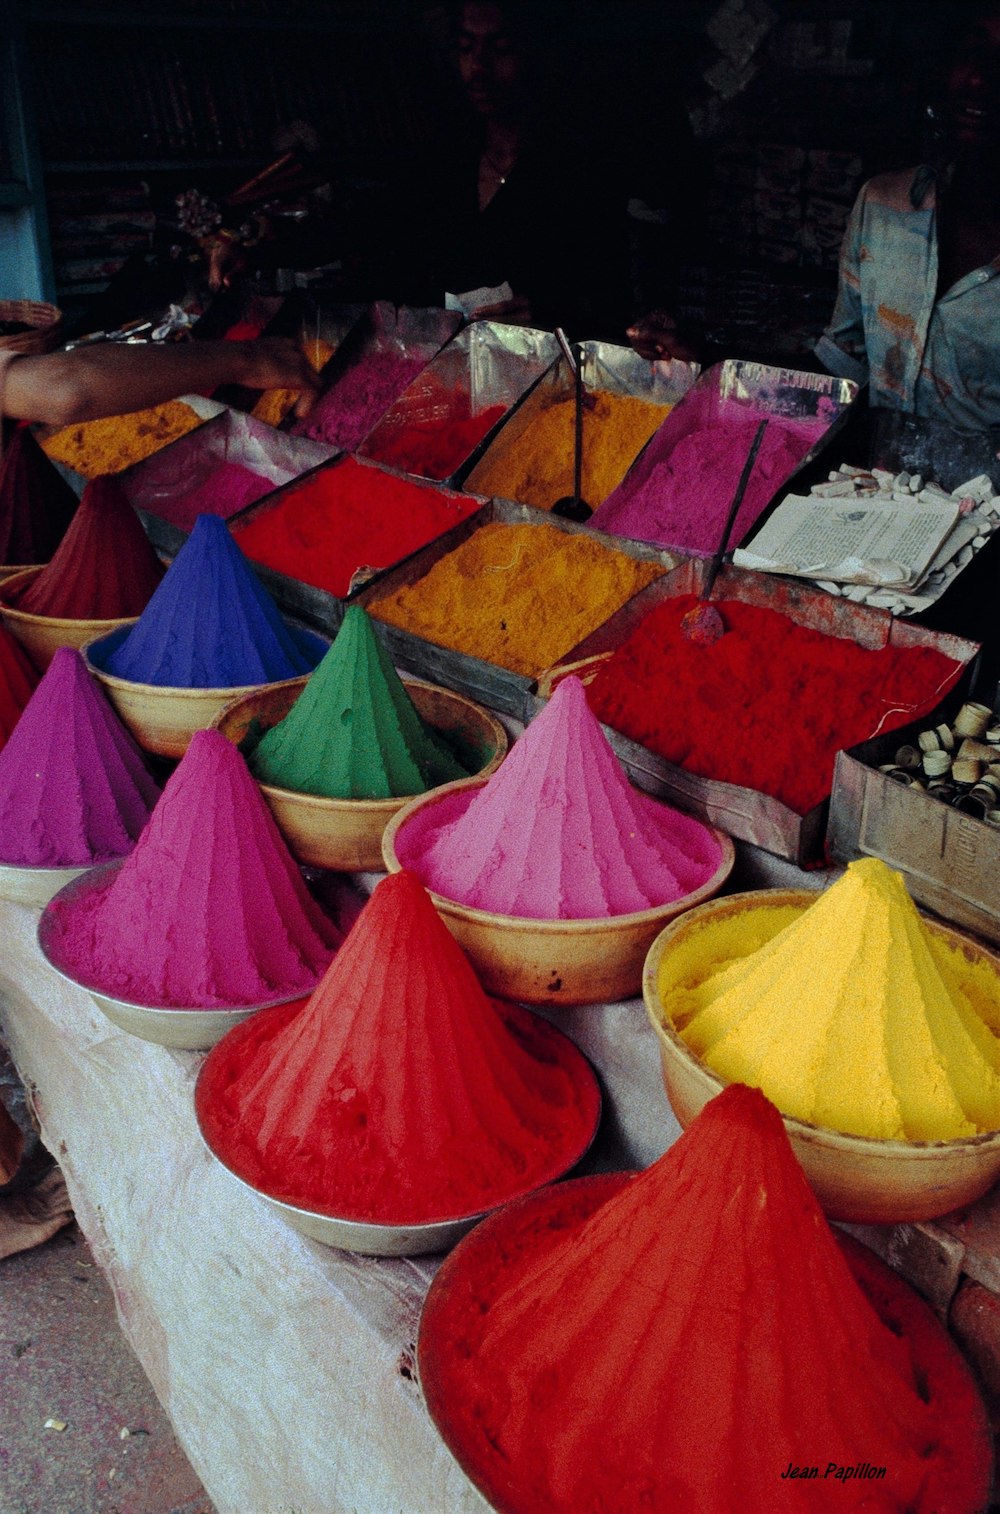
xmin=419 ymin=1083 xmax=993 ymax=1514
xmin=0 ymin=620 xmax=38 ymax=749
xmin=197 ymin=869 xmax=600 ymax=1224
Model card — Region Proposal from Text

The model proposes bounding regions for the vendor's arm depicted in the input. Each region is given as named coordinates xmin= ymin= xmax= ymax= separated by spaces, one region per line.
xmin=814 ymin=186 xmax=871 ymax=387
xmin=1 ymin=337 xmax=321 ymax=426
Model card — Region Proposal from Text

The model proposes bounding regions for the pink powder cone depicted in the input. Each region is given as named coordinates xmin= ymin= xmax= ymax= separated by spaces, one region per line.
xmin=398 ymin=676 xmax=724 ymax=919
xmin=43 ymin=728 xmax=344 ymax=1006
xmin=0 ymin=648 xmax=160 ymax=867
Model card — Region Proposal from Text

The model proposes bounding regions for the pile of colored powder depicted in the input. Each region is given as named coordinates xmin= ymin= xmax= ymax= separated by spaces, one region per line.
xmin=163 ymin=459 xmax=274 ymax=531
xmin=590 ymin=401 xmax=823 ymax=554
xmin=0 ymin=623 xmax=38 ymax=751
xmin=369 ymin=520 xmax=664 ymax=676
xmin=0 ymin=648 xmax=159 ymax=867
xmin=2 ymin=474 xmax=164 ymax=619
xmin=583 ymin=595 xmax=963 ymax=814
xmin=420 ymin=1083 xmax=986 ymax=1514
xmin=41 ymin=400 xmax=204 ymax=478
xmin=96 ymin=514 xmax=322 ymax=688
xmin=0 ymin=426 xmax=78 ymax=564
xmin=252 ymin=337 xmax=335 ymax=427
xmin=369 ymin=401 xmax=506 ymax=481
xmin=196 ymin=869 xmax=601 ymax=1222
xmin=293 ymin=351 xmax=428 ymax=451
xmin=231 ymin=456 xmax=481 ymax=598
xmin=669 ymin=858 xmax=1000 ymax=1141
xmin=394 ymin=676 xmax=723 ymax=919
xmin=465 ymin=391 xmax=671 ymax=510
xmin=42 ymin=728 xmax=345 ymax=1007
xmin=249 ymin=605 xmax=471 ymax=799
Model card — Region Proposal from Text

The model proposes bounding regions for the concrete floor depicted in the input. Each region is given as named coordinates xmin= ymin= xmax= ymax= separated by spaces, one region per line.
xmin=0 ymin=1222 xmax=214 ymax=1514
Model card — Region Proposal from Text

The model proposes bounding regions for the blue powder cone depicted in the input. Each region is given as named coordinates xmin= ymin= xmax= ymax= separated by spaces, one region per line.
xmin=98 ymin=515 xmax=323 ymax=688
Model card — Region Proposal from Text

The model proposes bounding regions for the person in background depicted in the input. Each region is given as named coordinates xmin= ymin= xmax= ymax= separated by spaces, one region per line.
xmin=364 ymin=0 xmax=631 ymax=336
xmin=815 ymin=0 xmax=1000 ymax=442
xmin=0 ymin=336 xmax=319 ymax=430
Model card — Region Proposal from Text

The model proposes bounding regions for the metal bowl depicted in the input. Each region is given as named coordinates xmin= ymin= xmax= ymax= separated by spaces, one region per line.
xmin=37 ymin=864 xmax=316 ymax=1049
xmin=0 ymin=567 xmax=138 ymax=673
xmin=212 ymin=675 xmax=508 ymax=871
xmin=193 ymin=999 xmax=602 ymax=1255
xmin=0 ymin=858 xmax=93 ymax=908
xmin=83 ymin=624 xmax=329 ymax=758
xmin=382 ymin=778 xmax=735 ymax=1005
xmin=643 ymin=889 xmax=1000 ymax=1223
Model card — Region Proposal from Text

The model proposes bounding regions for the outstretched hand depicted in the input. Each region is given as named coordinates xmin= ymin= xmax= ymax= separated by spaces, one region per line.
xmin=626 ymin=309 xmax=700 ymax=365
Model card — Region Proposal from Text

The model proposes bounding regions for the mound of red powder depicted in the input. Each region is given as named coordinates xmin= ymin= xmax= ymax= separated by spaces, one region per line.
xmin=3 ymin=474 xmax=164 ymax=619
xmin=368 ymin=401 xmax=506 ymax=481
xmin=0 ymin=426 xmax=78 ymax=564
xmin=0 ymin=622 xmax=38 ymax=750
xmin=196 ymin=869 xmax=600 ymax=1224
xmin=419 ymin=1084 xmax=992 ymax=1514
xmin=582 ymin=596 xmax=964 ymax=813
xmin=231 ymin=456 xmax=482 ymax=598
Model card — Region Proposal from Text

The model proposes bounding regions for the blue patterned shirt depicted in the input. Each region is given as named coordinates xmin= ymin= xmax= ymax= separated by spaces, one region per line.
xmin=816 ymin=168 xmax=1000 ymax=434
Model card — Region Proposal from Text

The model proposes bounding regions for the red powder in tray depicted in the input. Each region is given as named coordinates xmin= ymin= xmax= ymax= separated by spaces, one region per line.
xmin=196 ymin=870 xmax=600 ymax=1224
xmin=0 ymin=622 xmax=38 ymax=750
xmin=581 ymin=595 xmax=964 ymax=814
xmin=231 ymin=456 xmax=482 ymax=597
xmin=418 ymin=1085 xmax=993 ymax=1514
xmin=370 ymin=403 xmax=506 ymax=481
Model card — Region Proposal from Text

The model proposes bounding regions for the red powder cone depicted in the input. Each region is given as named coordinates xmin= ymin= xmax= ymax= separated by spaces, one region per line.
xmin=196 ymin=869 xmax=600 ymax=1223
xmin=7 ymin=474 xmax=165 ymax=619
xmin=0 ymin=621 xmax=38 ymax=749
xmin=41 ymin=728 xmax=344 ymax=1007
xmin=0 ymin=425 xmax=78 ymax=564
xmin=419 ymin=1083 xmax=992 ymax=1514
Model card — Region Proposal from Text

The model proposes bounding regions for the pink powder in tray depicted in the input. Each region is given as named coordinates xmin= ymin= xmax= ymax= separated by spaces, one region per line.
xmin=590 ymin=395 xmax=824 ymax=555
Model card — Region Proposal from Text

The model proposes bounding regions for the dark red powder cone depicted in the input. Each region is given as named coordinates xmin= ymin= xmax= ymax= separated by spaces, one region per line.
xmin=0 ymin=621 xmax=38 ymax=749
xmin=6 ymin=474 xmax=165 ymax=619
xmin=0 ymin=426 xmax=79 ymax=564
xmin=196 ymin=869 xmax=600 ymax=1223
xmin=419 ymin=1083 xmax=992 ymax=1514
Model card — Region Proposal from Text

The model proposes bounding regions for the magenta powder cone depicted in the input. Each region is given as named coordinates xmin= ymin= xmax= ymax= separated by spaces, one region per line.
xmin=42 ymin=728 xmax=345 ymax=1006
xmin=0 ymin=648 xmax=160 ymax=867
xmin=398 ymin=676 xmax=724 ymax=919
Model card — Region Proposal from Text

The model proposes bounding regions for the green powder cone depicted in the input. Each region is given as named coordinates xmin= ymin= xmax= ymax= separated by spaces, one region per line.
xmin=249 ymin=605 xmax=472 ymax=799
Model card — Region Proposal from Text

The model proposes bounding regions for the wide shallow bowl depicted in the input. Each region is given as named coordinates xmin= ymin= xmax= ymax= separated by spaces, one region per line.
xmin=382 ymin=778 xmax=734 ymax=1005
xmin=194 ymin=998 xmax=602 ymax=1255
xmin=0 ymin=858 xmax=92 ymax=908
xmin=37 ymin=864 xmax=314 ymax=1050
xmin=418 ymin=1173 xmax=994 ymax=1514
xmin=83 ymin=624 xmax=329 ymax=758
xmin=0 ymin=566 xmax=138 ymax=672
xmin=644 ymin=889 xmax=1000 ymax=1223
xmin=213 ymin=676 xmax=508 ymax=871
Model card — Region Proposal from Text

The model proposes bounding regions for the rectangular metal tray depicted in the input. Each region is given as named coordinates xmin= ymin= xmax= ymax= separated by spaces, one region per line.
xmin=827 ymin=707 xmax=1000 ymax=947
xmin=356 ymin=499 xmax=681 ymax=721
xmin=463 ymin=341 xmax=699 ymax=509
xmin=357 ymin=320 xmax=559 ymax=486
xmin=531 ymin=558 xmax=978 ymax=866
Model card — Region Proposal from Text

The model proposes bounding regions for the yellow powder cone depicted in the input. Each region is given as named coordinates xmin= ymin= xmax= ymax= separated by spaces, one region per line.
xmin=671 ymin=858 xmax=1000 ymax=1141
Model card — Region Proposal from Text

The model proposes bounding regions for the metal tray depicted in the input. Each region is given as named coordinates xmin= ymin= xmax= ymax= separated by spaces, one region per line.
xmin=531 ymin=558 xmax=979 ymax=866
xmin=120 ymin=408 xmax=337 ymax=542
xmin=358 ymin=320 xmax=559 ymax=486
xmin=222 ymin=455 xmax=490 ymax=638
xmin=591 ymin=358 xmax=859 ymax=555
xmin=464 ymin=340 xmax=699 ymax=509
xmin=827 ymin=704 xmax=1000 ymax=947
xmin=356 ymin=498 xmax=683 ymax=721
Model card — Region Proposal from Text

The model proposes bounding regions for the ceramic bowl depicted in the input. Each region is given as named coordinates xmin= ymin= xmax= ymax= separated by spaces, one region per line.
xmin=0 ymin=566 xmax=138 ymax=673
